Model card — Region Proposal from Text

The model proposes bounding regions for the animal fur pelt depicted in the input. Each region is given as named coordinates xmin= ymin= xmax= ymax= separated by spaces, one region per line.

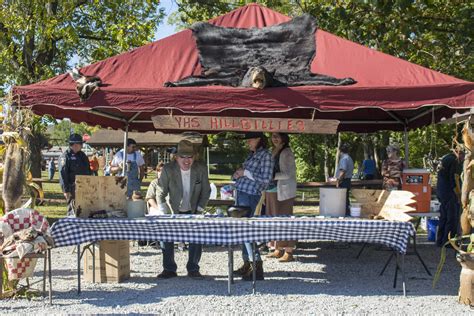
xmin=164 ymin=14 xmax=356 ymax=88
xmin=2 ymin=142 xmax=25 ymax=212
xmin=68 ymin=68 xmax=102 ymax=102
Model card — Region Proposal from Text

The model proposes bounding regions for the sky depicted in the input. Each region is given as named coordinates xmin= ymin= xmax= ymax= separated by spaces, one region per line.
xmin=155 ymin=0 xmax=179 ymax=40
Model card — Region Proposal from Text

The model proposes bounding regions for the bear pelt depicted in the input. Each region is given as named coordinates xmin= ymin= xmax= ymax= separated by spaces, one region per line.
xmin=164 ymin=14 xmax=355 ymax=88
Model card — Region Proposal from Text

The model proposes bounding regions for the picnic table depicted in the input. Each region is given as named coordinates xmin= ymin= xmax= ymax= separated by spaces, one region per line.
xmin=51 ymin=215 xmax=415 ymax=296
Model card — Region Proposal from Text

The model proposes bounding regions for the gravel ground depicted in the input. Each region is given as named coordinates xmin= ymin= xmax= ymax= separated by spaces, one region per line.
xmin=1 ymin=237 xmax=472 ymax=315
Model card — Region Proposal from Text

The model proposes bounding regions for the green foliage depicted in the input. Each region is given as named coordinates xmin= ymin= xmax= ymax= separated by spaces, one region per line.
xmin=0 ymin=1 xmax=163 ymax=177
xmin=0 ymin=1 xmax=164 ymax=87
xmin=48 ymin=120 xmax=100 ymax=146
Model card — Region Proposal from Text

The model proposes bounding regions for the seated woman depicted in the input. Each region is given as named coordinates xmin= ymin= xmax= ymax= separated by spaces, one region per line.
xmin=145 ymin=162 xmax=165 ymax=215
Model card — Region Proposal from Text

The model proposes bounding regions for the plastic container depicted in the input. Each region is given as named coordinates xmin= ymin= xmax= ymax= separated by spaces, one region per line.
xmin=319 ymin=188 xmax=347 ymax=217
xmin=210 ymin=183 xmax=217 ymax=199
xmin=126 ymin=200 xmax=145 ymax=218
xmin=350 ymin=205 xmax=362 ymax=217
xmin=427 ymin=218 xmax=439 ymax=242
xmin=430 ymin=200 xmax=440 ymax=212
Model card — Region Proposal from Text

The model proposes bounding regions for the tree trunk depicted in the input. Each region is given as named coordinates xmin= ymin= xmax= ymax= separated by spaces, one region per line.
xmin=323 ymin=135 xmax=329 ymax=181
xmin=334 ymin=133 xmax=341 ymax=178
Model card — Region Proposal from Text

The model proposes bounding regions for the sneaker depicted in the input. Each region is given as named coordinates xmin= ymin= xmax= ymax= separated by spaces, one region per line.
xmin=188 ymin=271 xmax=204 ymax=280
xmin=157 ymin=270 xmax=177 ymax=279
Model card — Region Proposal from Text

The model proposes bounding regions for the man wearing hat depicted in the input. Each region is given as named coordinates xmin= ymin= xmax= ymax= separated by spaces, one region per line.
xmin=381 ymin=143 xmax=405 ymax=191
xmin=110 ymin=138 xmax=145 ymax=198
xmin=59 ymin=133 xmax=92 ymax=216
xmin=154 ymin=139 xmax=211 ymax=279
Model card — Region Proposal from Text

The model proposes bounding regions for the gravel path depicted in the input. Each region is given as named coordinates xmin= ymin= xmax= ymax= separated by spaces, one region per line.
xmin=1 ymin=237 xmax=472 ymax=314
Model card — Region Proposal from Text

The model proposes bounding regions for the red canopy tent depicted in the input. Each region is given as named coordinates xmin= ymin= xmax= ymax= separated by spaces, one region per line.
xmin=13 ymin=3 xmax=474 ymax=133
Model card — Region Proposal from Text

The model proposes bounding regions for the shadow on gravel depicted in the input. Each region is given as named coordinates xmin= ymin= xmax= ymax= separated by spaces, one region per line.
xmin=35 ymin=239 xmax=461 ymax=305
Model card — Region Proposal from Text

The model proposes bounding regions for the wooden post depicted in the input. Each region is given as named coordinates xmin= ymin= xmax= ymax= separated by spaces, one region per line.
xmin=460 ymin=122 xmax=474 ymax=235
xmin=457 ymin=254 xmax=474 ymax=305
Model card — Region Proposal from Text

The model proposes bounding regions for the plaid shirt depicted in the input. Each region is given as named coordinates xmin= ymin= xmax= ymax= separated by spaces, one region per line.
xmin=235 ymin=148 xmax=273 ymax=195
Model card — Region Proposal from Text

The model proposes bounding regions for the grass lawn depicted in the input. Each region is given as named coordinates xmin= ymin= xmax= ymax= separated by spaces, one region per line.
xmin=35 ymin=170 xmax=321 ymax=224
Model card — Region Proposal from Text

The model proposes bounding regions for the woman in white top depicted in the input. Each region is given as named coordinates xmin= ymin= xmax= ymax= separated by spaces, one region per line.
xmin=265 ymin=133 xmax=297 ymax=262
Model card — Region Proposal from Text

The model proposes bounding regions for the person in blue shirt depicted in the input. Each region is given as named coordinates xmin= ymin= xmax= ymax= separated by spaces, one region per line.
xmin=436 ymin=148 xmax=463 ymax=247
xmin=361 ymin=155 xmax=376 ymax=180
xmin=232 ymin=132 xmax=273 ymax=281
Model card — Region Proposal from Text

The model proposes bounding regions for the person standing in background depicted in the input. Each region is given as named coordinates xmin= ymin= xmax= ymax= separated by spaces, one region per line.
xmin=110 ymin=139 xmax=145 ymax=198
xmin=89 ymin=152 xmax=99 ymax=176
xmin=48 ymin=158 xmax=55 ymax=180
xmin=436 ymin=148 xmax=464 ymax=247
xmin=361 ymin=155 xmax=376 ymax=180
xmin=336 ymin=143 xmax=354 ymax=216
xmin=59 ymin=134 xmax=91 ymax=216
xmin=381 ymin=144 xmax=405 ymax=191
xmin=265 ymin=133 xmax=297 ymax=262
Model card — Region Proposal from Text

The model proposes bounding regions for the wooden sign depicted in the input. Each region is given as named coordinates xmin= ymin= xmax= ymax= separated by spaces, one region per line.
xmin=352 ymin=189 xmax=416 ymax=222
xmin=152 ymin=115 xmax=339 ymax=134
xmin=75 ymin=176 xmax=127 ymax=218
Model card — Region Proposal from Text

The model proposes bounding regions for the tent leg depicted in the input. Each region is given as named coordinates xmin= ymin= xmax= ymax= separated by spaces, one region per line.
xmin=122 ymin=124 xmax=129 ymax=174
xmin=404 ymin=126 xmax=409 ymax=167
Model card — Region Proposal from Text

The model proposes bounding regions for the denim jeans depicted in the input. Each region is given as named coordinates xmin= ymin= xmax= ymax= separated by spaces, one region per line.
xmin=236 ymin=190 xmax=262 ymax=262
xmin=160 ymin=242 xmax=202 ymax=273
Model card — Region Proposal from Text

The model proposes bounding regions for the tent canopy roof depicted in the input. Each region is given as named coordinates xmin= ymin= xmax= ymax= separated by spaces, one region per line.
xmin=14 ymin=3 xmax=473 ymax=132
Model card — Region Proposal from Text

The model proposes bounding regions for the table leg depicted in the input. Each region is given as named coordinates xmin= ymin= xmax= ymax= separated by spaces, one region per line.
xmin=227 ymin=245 xmax=232 ymax=296
xmin=43 ymin=252 xmax=47 ymax=297
xmin=252 ymin=242 xmax=256 ymax=295
xmin=77 ymin=244 xmax=81 ymax=295
xmin=393 ymin=252 xmax=399 ymax=288
xmin=92 ymin=243 xmax=96 ymax=283
xmin=230 ymin=246 xmax=234 ymax=285
xmin=380 ymin=252 xmax=394 ymax=276
xmin=400 ymin=253 xmax=407 ymax=297
xmin=48 ymin=248 xmax=52 ymax=305
xmin=412 ymin=236 xmax=431 ymax=276
xmin=356 ymin=243 xmax=367 ymax=259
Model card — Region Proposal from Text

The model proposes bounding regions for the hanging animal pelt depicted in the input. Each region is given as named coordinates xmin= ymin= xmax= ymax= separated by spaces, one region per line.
xmin=2 ymin=134 xmax=26 ymax=212
xmin=165 ymin=14 xmax=356 ymax=88
xmin=68 ymin=68 xmax=102 ymax=102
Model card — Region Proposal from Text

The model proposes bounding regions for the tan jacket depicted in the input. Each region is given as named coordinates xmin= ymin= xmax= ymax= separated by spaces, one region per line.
xmin=155 ymin=160 xmax=211 ymax=213
xmin=274 ymin=147 xmax=297 ymax=201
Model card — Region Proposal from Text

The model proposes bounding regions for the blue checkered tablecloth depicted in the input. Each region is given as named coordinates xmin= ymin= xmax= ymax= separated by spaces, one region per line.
xmin=50 ymin=216 xmax=415 ymax=254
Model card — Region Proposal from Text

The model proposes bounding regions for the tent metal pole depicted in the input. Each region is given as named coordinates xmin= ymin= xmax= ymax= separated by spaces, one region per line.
xmin=207 ymin=146 xmax=210 ymax=177
xmin=123 ymin=123 xmax=129 ymax=174
xmin=404 ymin=126 xmax=409 ymax=168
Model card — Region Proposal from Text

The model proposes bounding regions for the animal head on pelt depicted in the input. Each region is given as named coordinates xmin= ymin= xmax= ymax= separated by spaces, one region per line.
xmin=68 ymin=68 xmax=102 ymax=102
xmin=242 ymin=66 xmax=274 ymax=89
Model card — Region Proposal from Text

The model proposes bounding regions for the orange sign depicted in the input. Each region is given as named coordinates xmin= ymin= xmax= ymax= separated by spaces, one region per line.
xmin=152 ymin=115 xmax=339 ymax=134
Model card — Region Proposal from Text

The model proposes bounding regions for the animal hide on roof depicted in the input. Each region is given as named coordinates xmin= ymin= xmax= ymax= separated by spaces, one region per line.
xmin=165 ymin=14 xmax=355 ymax=88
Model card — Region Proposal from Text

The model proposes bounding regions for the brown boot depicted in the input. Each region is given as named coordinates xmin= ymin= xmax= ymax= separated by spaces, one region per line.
xmin=242 ymin=261 xmax=264 ymax=281
xmin=278 ymin=252 xmax=294 ymax=262
xmin=266 ymin=249 xmax=284 ymax=259
xmin=234 ymin=261 xmax=251 ymax=276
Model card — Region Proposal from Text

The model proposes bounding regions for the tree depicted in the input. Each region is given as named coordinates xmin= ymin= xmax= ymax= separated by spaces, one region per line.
xmin=171 ymin=0 xmax=472 ymax=181
xmin=48 ymin=120 xmax=100 ymax=146
xmin=0 ymin=1 xmax=164 ymax=176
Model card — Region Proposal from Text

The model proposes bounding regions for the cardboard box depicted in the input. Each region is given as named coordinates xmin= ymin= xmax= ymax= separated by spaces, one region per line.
xmin=84 ymin=240 xmax=130 ymax=283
